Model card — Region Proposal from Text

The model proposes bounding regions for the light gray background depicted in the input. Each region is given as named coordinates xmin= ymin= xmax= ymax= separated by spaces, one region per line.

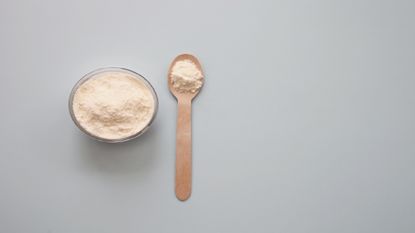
xmin=0 ymin=0 xmax=414 ymax=232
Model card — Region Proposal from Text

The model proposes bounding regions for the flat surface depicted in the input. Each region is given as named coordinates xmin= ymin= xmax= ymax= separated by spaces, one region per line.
xmin=0 ymin=0 xmax=414 ymax=232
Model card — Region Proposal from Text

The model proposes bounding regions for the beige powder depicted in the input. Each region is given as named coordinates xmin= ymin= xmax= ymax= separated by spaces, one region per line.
xmin=171 ymin=59 xmax=204 ymax=93
xmin=72 ymin=71 xmax=155 ymax=140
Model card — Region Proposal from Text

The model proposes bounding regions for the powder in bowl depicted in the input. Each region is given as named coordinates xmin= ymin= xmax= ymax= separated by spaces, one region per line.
xmin=70 ymin=68 xmax=157 ymax=142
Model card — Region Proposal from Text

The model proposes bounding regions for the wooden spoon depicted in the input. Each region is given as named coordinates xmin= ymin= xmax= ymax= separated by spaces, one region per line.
xmin=168 ymin=54 xmax=204 ymax=201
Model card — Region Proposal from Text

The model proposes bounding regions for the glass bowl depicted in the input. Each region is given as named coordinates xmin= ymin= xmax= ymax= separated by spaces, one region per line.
xmin=68 ymin=67 xmax=158 ymax=143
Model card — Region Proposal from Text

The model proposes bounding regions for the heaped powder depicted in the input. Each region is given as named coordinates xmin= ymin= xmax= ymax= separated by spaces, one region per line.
xmin=171 ymin=59 xmax=204 ymax=93
xmin=72 ymin=71 xmax=155 ymax=140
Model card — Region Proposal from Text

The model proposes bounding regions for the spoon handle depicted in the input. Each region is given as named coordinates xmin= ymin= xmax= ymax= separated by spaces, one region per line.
xmin=175 ymin=97 xmax=192 ymax=201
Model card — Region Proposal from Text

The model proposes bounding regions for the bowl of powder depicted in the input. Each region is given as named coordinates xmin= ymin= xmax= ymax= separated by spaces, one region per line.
xmin=69 ymin=67 xmax=158 ymax=143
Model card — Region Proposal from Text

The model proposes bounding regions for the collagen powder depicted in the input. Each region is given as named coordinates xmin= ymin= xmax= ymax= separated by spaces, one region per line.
xmin=170 ymin=60 xmax=204 ymax=93
xmin=71 ymin=70 xmax=156 ymax=141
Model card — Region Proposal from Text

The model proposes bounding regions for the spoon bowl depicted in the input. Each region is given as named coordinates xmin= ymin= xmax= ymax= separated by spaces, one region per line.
xmin=168 ymin=54 xmax=204 ymax=101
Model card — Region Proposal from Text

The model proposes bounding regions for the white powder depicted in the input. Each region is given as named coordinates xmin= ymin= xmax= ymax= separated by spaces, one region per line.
xmin=72 ymin=71 xmax=155 ymax=140
xmin=171 ymin=59 xmax=204 ymax=93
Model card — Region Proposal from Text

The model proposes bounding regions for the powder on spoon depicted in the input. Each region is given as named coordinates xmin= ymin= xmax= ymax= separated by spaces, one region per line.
xmin=170 ymin=59 xmax=204 ymax=93
xmin=71 ymin=70 xmax=156 ymax=140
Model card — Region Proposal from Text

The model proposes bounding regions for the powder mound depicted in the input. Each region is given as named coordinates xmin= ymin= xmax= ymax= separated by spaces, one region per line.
xmin=171 ymin=59 xmax=203 ymax=93
xmin=72 ymin=72 xmax=155 ymax=140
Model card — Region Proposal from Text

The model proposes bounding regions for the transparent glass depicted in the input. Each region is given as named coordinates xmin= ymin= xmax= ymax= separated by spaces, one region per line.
xmin=68 ymin=67 xmax=158 ymax=143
